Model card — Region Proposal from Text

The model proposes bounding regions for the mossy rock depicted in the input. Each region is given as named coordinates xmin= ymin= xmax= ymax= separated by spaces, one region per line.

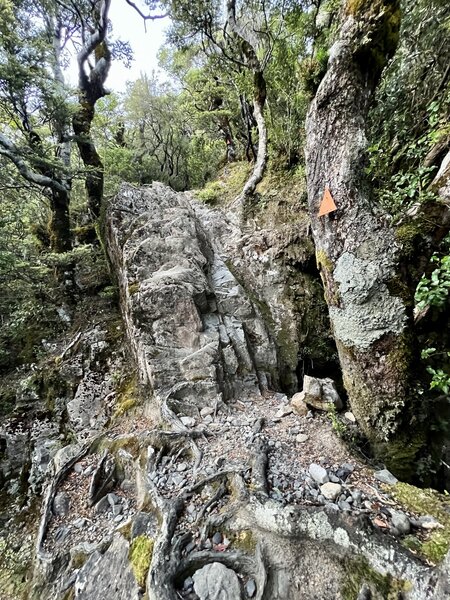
xmin=129 ymin=535 xmax=154 ymax=588
xmin=392 ymin=482 xmax=450 ymax=564
xmin=341 ymin=556 xmax=411 ymax=600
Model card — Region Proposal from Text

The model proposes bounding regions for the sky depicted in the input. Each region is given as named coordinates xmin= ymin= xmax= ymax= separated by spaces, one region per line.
xmin=66 ymin=0 xmax=170 ymax=93
xmin=107 ymin=0 xmax=170 ymax=92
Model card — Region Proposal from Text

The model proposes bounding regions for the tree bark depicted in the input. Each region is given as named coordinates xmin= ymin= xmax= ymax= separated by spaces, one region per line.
xmin=227 ymin=0 xmax=268 ymax=200
xmin=305 ymin=0 xmax=449 ymax=481
xmin=73 ymin=0 xmax=111 ymax=219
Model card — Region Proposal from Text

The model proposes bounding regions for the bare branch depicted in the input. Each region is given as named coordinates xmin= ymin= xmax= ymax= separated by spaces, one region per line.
xmin=0 ymin=134 xmax=68 ymax=194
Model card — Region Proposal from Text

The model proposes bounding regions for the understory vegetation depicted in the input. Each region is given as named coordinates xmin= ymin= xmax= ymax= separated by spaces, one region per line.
xmin=0 ymin=0 xmax=449 ymax=483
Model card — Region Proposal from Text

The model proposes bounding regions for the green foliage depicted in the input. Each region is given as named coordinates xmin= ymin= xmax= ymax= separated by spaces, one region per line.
xmin=416 ymin=253 xmax=450 ymax=311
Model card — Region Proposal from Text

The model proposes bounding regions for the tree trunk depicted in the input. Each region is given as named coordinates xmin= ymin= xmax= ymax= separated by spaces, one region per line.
xmin=305 ymin=0 xmax=446 ymax=481
xmin=227 ymin=0 xmax=268 ymax=200
xmin=74 ymin=0 xmax=111 ymax=220
xmin=73 ymin=101 xmax=104 ymax=219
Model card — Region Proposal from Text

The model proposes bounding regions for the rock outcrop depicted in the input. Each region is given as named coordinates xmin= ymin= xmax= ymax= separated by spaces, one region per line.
xmin=1 ymin=183 xmax=449 ymax=600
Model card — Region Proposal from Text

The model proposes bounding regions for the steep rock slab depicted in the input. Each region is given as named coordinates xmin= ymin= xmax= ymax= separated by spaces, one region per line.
xmin=106 ymin=183 xmax=277 ymax=418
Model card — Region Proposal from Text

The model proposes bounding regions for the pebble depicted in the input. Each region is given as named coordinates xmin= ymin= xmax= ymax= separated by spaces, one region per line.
xmin=320 ymin=482 xmax=342 ymax=501
xmin=200 ymin=407 xmax=214 ymax=418
xmin=351 ymin=490 xmax=362 ymax=504
xmin=73 ymin=518 xmax=87 ymax=529
xmin=390 ymin=511 xmax=410 ymax=535
xmin=180 ymin=416 xmax=196 ymax=428
xmin=275 ymin=406 xmax=293 ymax=418
xmin=344 ymin=412 xmax=356 ymax=422
xmin=309 ymin=463 xmax=329 ymax=485
xmin=212 ymin=532 xmax=223 ymax=545
xmin=338 ymin=500 xmax=352 ymax=511
xmin=177 ymin=462 xmax=188 ymax=472
xmin=296 ymin=433 xmax=309 ymax=443
xmin=246 ymin=578 xmax=257 ymax=598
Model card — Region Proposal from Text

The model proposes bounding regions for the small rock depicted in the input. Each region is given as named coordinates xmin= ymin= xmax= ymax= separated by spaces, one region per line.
xmin=274 ymin=393 xmax=289 ymax=404
xmin=114 ymin=514 xmax=124 ymax=523
xmin=341 ymin=463 xmax=355 ymax=473
xmin=53 ymin=492 xmax=70 ymax=517
xmin=200 ymin=407 xmax=214 ymax=418
xmin=351 ymin=490 xmax=362 ymax=505
xmin=177 ymin=462 xmax=189 ymax=472
xmin=107 ymin=493 xmax=121 ymax=507
xmin=180 ymin=416 xmax=196 ymax=428
xmin=418 ymin=515 xmax=441 ymax=529
xmin=54 ymin=526 xmax=70 ymax=543
xmin=183 ymin=576 xmax=194 ymax=590
xmin=275 ymin=406 xmax=293 ymax=418
xmin=193 ymin=562 xmax=242 ymax=599
xmin=320 ymin=482 xmax=342 ymax=501
xmin=212 ymin=532 xmax=223 ymax=545
xmin=309 ymin=463 xmax=329 ymax=485
xmin=73 ymin=517 xmax=87 ymax=529
xmin=344 ymin=412 xmax=356 ymax=422
xmin=329 ymin=475 xmax=340 ymax=483
xmin=94 ymin=495 xmax=110 ymax=514
xmin=203 ymin=415 xmax=213 ymax=424
xmin=338 ymin=500 xmax=352 ymax=511
xmin=73 ymin=463 xmax=83 ymax=474
xmin=290 ymin=392 xmax=309 ymax=416
xmin=390 ymin=511 xmax=410 ymax=535
xmin=296 ymin=433 xmax=309 ymax=443
xmin=246 ymin=578 xmax=257 ymax=598
xmin=374 ymin=469 xmax=398 ymax=485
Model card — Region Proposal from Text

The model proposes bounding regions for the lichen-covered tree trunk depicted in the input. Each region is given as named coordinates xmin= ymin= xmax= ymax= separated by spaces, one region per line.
xmin=305 ymin=0 xmax=433 ymax=480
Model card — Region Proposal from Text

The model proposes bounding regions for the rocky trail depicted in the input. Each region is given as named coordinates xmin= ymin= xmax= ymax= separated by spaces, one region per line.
xmin=2 ymin=183 xmax=449 ymax=599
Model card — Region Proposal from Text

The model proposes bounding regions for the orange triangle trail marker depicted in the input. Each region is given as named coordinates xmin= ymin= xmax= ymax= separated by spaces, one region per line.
xmin=318 ymin=187 xmax=337 ymax=217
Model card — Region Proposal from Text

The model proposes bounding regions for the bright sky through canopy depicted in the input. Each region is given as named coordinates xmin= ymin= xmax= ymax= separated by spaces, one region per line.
xmin=108 ymin=0 xmax=169 ymax=91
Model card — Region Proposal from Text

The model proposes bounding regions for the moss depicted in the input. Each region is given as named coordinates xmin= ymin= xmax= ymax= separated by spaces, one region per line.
xmin=229 ymin=529 xmax=257 ymax=553
xmin=348 ymin=0 xmax=401 ymax=77
xmin=71 ymin=552 xmax=88 ymax=570
xmin=113 ymin=374 xmax=139 ymax=420
xmin=377 ymin=434 xmax=426 ymax=482
xmin=396 ymin=223 xmax=421 ymax=258
xmin=128 ymin=282 xmax=140 ymax=296
xmin=98 ymin=434 xmax=140 ymax=457
xmin=316 ymin=249 xmax=333 ymax=273
xmin=129 ymin=535 xmax=154 ymax=588
xmin=117 ymin=521 xmax=132 ymax=541
xmin=342 ymin=556 xmax=410 ymax=600
xmin=392 ymin=482 xmax=450 ymax=563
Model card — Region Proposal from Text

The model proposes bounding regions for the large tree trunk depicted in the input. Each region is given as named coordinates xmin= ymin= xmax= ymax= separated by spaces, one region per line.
xmin=305 ymin=0 xmax=449 ymax=481
xmin=74 ymin=0 xmax=111 ymax=220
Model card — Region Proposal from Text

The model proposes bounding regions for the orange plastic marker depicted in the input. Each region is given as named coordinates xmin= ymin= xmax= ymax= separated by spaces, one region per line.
xmin=318 ymin=187 xmax=337 ymax=216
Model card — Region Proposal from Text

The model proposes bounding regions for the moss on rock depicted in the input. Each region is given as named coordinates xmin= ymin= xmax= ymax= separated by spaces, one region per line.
xmin=129 ymin=535 xmax=154 ymax=588
xmin=392 ymin=482 xmax=450 ymax=564
xmin=342 ymin=556 xmax=411 ymax=600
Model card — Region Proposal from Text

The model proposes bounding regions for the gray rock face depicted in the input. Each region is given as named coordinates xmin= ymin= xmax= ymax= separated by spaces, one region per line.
xmin=106 ymin=183 xmax=278 ymax=417
xmin=193 ymin=562 xmax=242 ymax=599
xmin=74 ymin=535 xmax=140 ymax=600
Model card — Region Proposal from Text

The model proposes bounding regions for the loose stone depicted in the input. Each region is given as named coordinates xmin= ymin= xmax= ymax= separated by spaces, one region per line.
xmin=320 ymin=482 xmax=342 ymax=501
xmin=309 ymin=463 xmax=329 ymax=485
